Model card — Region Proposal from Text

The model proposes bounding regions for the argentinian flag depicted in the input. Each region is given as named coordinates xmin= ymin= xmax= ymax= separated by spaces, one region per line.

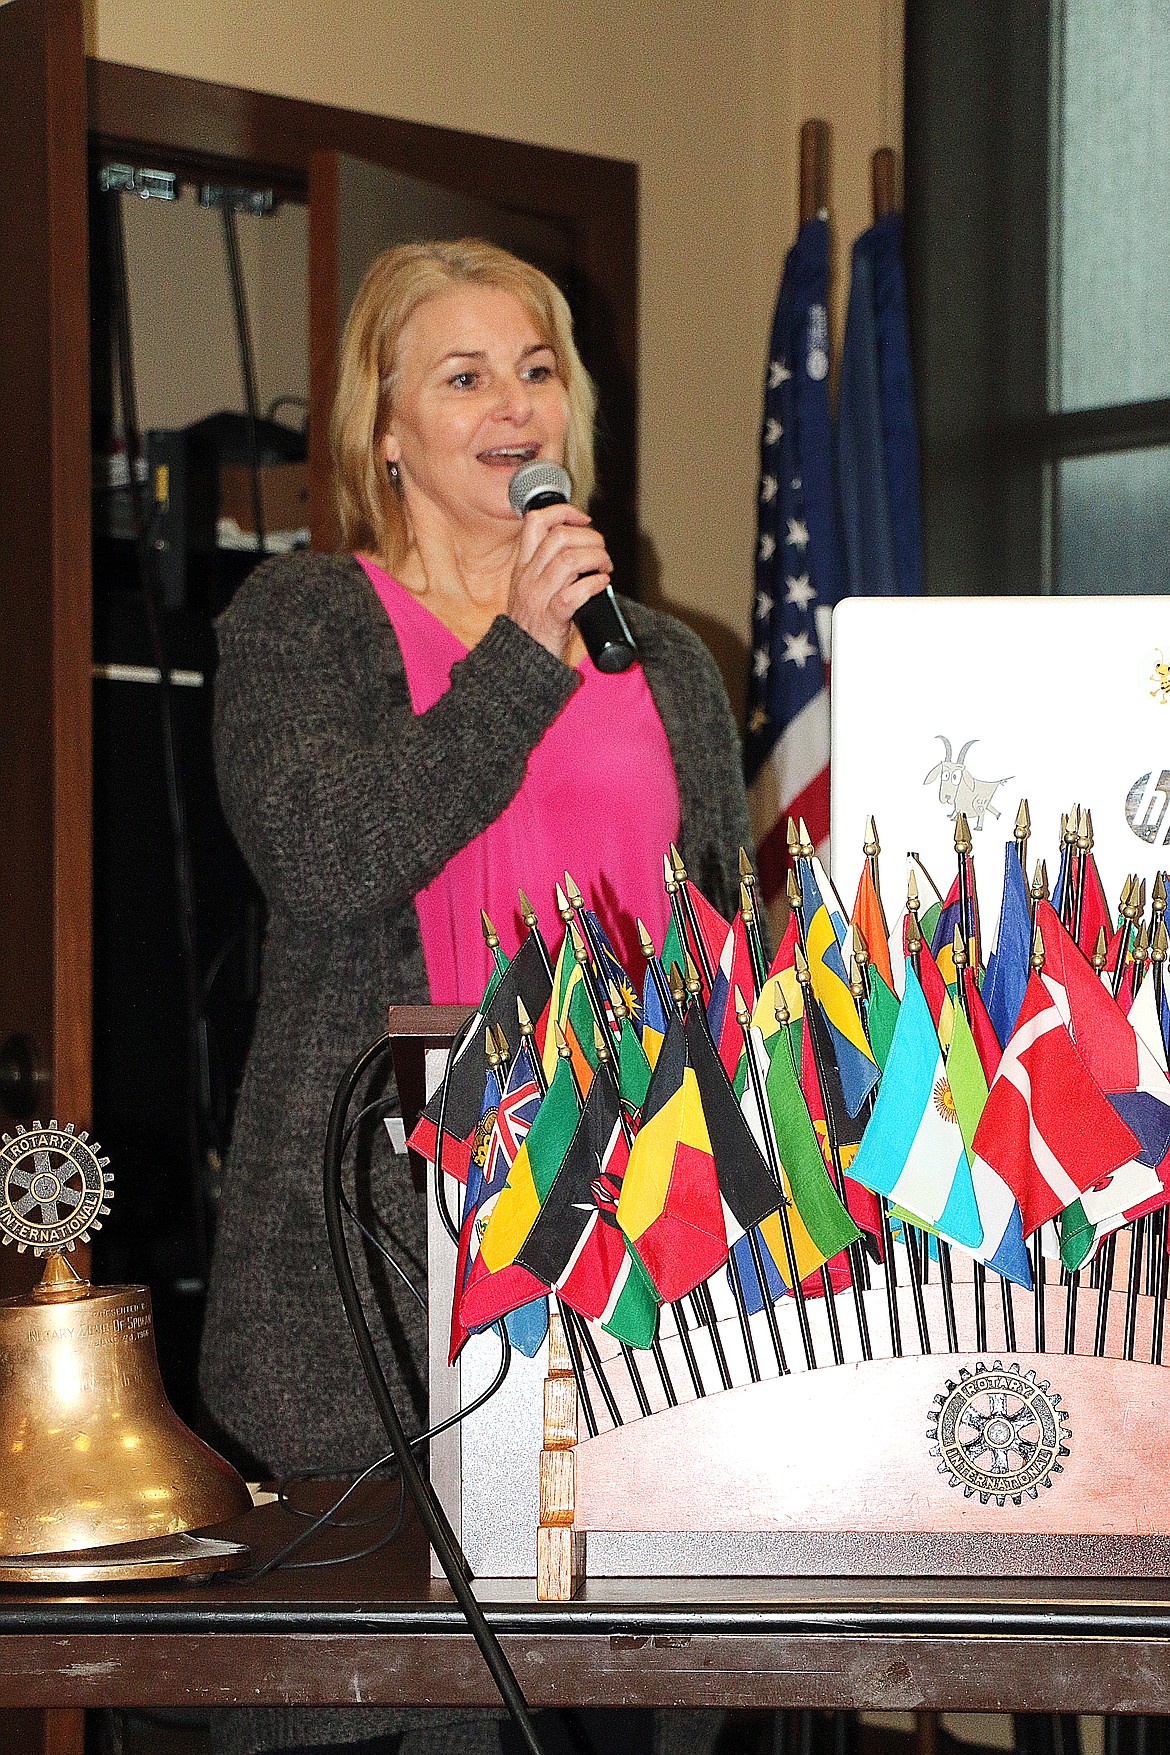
xmin=848 ymin=963 xmax=982 ymax=1249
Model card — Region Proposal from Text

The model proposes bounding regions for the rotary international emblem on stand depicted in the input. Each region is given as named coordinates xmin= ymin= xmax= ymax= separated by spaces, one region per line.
xmin=927 ymin=1361 xmax=1071 ymax=1507
xmin=0 ymin=1122 xmax=112 ymax=1256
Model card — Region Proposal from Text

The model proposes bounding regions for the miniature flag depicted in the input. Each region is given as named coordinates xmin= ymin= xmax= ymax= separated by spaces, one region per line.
xmin=732 ymin=1020 xmax=860 ymax=1303
xmin=960 ymin=965 xmax=1003 ymax=1085
xmin=681 ymin=880 xmax=733 ymax=1001
xmin=800 ymin=1002 xmax=883 ymax=1247
xmin=750 ymin=909 xmax=803 ymax=1042
xmin=616 ymin=1007 xmax=729 ymax=1301
xmin=542 ymin=932 xmax=580 ymax=1082
xmin=448 ymin=1060 xmax=503 ymax=1364
xmin=971 ymin=968 xmax=1140 ymax=1236
xmin=517 ymin=1072 xmax=661 ymax=1350
xmin=617 ymin=1013 xmax=652 ymax=1119
xmin=945 ymin=1000 xmax=1031 ymax=1286
xmin=411 ymin=930 xmax=552 ymax=1179
xmin=683 ymin=1001 xmax=782 ymax=1240
xmin=851 ymin=860 xmax=894 ymax=991
xmin=847 ymin=964 xmax=982 ymax=1248
xmin=1036 ymin=900 xmax=1170 ymax=1176
xmin=711 ymin=910 xmax=758 ymax=1077
xmin=804 ymin=901 xmax=879 ymax=1115
xmin=460 ymin=1051 xmax=579 ymax=1331
xmin=640 ymin=963 xmax=670 ymax=1072
xmin=451 ymin=1040 xmax=548 ymax=1359
xmin=981 ymin=843 xmax=1033 ymax=1051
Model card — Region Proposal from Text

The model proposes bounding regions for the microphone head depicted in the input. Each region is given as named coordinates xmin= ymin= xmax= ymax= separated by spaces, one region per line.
xmin=508 ymin=460 xmax=572 ymax=515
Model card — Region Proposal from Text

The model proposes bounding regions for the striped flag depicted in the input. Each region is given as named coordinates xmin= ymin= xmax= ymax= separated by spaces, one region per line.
xmin=745 ymin=215 xmax=842 ymax=919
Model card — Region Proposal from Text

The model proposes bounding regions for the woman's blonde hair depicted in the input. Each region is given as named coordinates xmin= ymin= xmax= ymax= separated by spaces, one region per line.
xmin=331 ymin=238 xmax=597 ymax=565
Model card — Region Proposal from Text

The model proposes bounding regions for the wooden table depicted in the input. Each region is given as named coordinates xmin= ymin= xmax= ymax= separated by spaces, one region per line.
xmin=3 ymin=1490 xmax=1170 ymax=1715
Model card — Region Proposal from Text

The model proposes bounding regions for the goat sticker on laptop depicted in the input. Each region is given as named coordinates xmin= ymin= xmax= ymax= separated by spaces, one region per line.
xmin=923 ymin=737 xmax=1012 ymax=833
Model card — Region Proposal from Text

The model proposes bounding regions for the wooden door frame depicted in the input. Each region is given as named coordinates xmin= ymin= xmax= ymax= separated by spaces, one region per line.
xmin=0 ymin=0 xmax=91 ymax=1134
xmin=86 ymin=60 xmax=640 ymax=586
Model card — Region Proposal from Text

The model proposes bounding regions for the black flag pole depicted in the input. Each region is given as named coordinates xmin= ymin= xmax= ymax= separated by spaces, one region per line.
xmin=735 ymin=985 xmax=808 ymax=1372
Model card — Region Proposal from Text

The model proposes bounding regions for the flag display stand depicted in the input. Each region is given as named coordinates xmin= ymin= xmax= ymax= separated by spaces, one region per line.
xmin=391 ymin=1008 xmax=1170 ymax=1603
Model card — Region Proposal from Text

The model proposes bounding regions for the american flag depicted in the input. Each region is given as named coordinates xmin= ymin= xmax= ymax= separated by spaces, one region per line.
xmin=744 ymin=215 xmax=842 ymax=921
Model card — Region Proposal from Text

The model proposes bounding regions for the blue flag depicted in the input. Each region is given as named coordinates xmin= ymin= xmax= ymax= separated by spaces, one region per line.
xmin=838 ymin=212 xmax=923 ymax=600
xmin=745 ymin=215 xmax=843 ymax=908
xmin=981 ymin=844 xmax=1033 ymax=1050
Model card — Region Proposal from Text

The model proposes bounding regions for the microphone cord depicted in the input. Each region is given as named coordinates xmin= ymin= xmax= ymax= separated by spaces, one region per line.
xmin=324 ymin=1032 xmax=550 ymax=1755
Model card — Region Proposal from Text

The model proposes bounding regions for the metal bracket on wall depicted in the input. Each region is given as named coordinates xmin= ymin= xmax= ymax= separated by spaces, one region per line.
xmin=99 ymin=164 xmax=177 ymax=201
xmin=199 ymin=184 xmax=278 ymax=218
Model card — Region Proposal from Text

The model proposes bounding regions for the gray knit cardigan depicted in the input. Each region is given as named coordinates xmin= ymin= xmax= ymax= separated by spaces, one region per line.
xmin=199 ymin=550 xmax=753 ymax=1477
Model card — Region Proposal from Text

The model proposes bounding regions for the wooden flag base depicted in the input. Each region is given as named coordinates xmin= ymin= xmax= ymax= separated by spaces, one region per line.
xmin=538 ymin=1322 xmax=1170 ymax=1597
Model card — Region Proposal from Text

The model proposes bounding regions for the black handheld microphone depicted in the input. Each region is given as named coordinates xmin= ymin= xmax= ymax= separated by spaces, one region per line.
xmin=507 ymin=461 xmax=638 ymax=674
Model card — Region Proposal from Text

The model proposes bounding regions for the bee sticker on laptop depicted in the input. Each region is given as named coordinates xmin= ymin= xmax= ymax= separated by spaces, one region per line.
xmin=1150 ymin=651 xmax=1170 ymax=704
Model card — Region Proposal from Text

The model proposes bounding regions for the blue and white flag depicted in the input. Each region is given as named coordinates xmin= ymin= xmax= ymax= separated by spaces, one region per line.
xmin=848 ymin=963 xmax=981 ymax=1247
xmin=745 ymin=215 xmax=843 ymax=920
xmin=982 ymin=843 xmax=1033 ymax=1051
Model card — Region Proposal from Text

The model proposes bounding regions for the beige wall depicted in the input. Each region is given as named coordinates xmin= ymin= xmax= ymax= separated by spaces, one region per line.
xmin=90 ymin=0 xmax=902 ymax=713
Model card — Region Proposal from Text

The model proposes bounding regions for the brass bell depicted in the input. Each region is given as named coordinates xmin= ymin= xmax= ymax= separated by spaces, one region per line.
xmin=0 ymin=1123 xmax=250 ymax=1579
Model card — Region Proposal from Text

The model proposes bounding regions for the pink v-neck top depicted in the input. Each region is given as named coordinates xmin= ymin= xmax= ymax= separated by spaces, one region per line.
xmin=359 ymin=557 xmax=681 ymax=1003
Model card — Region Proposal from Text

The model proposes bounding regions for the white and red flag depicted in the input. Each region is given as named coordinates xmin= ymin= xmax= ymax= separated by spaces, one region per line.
xmin=971 ymin=968 xmax=1140 ymax=1237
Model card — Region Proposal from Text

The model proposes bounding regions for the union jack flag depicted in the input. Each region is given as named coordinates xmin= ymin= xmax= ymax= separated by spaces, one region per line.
xmin=745 ymin=215 xmax=842 ymax=926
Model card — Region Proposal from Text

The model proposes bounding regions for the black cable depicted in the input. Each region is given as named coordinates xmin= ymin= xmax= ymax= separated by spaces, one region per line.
xmin=106 ymin=192 xmax=215 ymax=1270
xmin=325 ymin=1033 xmax=550 ymax=1755
xmin=219 ymin=204 xmax=266 ymax=555
xmin=434 ymin=1008 xmax=482 ymax=1245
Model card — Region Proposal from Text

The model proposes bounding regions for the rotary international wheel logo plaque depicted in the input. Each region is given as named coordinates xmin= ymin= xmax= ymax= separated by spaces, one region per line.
xmin=0 ymin=1122 xmax=112 ymax=1256
xmin=927 ymin=1361 xmax=1071 ymax=1507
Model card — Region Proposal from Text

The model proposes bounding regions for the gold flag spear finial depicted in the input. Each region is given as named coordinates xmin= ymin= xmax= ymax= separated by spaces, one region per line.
xmin=1014 ymin=798 xmax=1031 ymax=841
xmin=1058 ymin=811 xmax=1071 ymax=849
xmin=906 ymin=913 xmax=923 ymax=954
xmin=593 ymin=1019 xmax=611 ymax=1062
xmin=952 ymin=924 xmax=968 ymax=971
xmin=555 ymin=882 xmax=573 ymax=923
xmin=1138 ymin=878 xmax=1148 ymax=918
xmin=1031 ymin=858 xmax=1049 ymax=903
xmin=636 ymin=918 xmax=656 ymax=961
xmin=669 ymin=842 xmax=687 ymax=881
xmin=1076 ymin=807 xmax=1091 ymax=851
xmin=1154 ymin=873 xmax=1167 ymax=918
xmin=553 ymin=1022 xmax=572 ymax=1058
xmin=739 ymin=879 xmax=755 ymax=924
xmin=486 ymin=1025 xmax=504 ymax=1067
xmin=1154 ymin=919 xmax=1169 ymax=963
xmin=667 ymin=961 xmax=687 ymax=1005
xmin=863 ymin=815 xmax=880 ymax=858
xmin=684 ymin=951 xmax=703 ymax=996
xmin=517 ymin=889 xmax=538 ymax=929
xmin=663 ymin=852 xmax=679 ymax=895
xmin=774 ymin=985 xmax=791 ymax=1028
xmin=569 ymin=921 xmax=589 ymax=964
xmin=1031 ymin=917 xmax=1045 ymax=971
xmin=1120 ymin=875 xmax=1137 ymax=922
xmin=953 ymin=812 xmax=972 ymax=855
xmin=797 ymin=817 xmax=815 ymax=857
xmin=1092 ymin=928 xmax=1109 ymax=973
xmin=739 ymin=846 xmax=756 ymax=884
xmin=564 ymin=871 xmax=584 ymax=910
xmin=480 ymin=908 xmax=499 ymax=951
xmin=1135 ymin=920 xmax=1151 ymax=964
xmin=517 ymin=995 xmax=534 ymax=1036
xmin=851 ymin=922 xmax=870 ymax=968
xmin=794 ymin=941 xmax=811 ymax=984
xmin=607 ymin=977 xmax=629 ymax=1022
xmin=786 ymin=817 xmax=800 ymax=856
xmin=849 ymin=954 xmax=865 ymax=999
xmin=786 ymin=867 xmax=802 ymax=910
xmin=906 ymin=866 xmax=920 ymax=915
xmin=734 ymin=983 xmax=751 ymax=1027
